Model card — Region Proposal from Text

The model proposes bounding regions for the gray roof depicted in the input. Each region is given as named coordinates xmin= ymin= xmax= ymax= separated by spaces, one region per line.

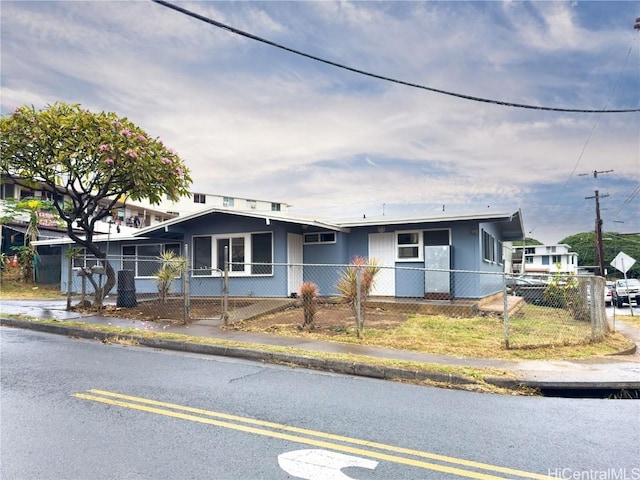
xmin=32 ymin=208 xmax=524 ymax=245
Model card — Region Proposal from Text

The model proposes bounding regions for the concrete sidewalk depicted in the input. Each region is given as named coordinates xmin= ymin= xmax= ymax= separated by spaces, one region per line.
xmin=2 ymin=299 xmax=640 ymax=394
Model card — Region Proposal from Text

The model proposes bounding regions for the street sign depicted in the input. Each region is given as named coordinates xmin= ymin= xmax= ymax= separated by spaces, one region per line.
xmin=611 ymin=251 xmax=636 ymax=274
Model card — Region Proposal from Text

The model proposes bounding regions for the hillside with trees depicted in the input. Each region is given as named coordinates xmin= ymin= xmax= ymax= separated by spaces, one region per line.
xmin=559 ymin=232 xmax=640 ymax=279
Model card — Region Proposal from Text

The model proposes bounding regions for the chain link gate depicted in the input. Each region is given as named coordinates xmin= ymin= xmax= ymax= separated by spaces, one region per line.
xmin=184 ymin=268 xmax=225 ymax=322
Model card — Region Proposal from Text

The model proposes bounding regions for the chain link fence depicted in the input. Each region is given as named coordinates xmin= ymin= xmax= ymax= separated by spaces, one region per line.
xmin=65 ymin=255 xmax=610 ymax=350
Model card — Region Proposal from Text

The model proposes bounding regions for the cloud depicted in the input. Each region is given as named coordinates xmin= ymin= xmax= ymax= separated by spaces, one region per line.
xmin=1 ymin=0 xmax=638 ymax=245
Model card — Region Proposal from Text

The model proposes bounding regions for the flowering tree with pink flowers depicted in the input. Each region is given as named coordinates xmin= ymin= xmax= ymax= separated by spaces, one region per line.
xmin=0 ymin=102 xmax=192 ymax=305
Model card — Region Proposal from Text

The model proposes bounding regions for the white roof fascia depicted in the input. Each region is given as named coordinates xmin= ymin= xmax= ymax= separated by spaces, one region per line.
xmin=335 ymin=211 xmax=517 ymax=228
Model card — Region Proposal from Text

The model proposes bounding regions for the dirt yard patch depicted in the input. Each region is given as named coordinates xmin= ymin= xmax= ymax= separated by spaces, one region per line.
xmin=228 ymin=302 xmax=409 ymax=336
xmin=100 ymin=297 xmax=406 ymax=333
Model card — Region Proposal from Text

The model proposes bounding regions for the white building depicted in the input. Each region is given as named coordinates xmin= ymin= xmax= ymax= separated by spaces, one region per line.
xmin=1 ymin=174 xmax=289 ymax=248
xmin=512 ymin=244 xmax=578 ymax=275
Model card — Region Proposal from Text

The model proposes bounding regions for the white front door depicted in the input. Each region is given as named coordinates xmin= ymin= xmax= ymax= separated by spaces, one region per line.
xmin=368 ymin=233 xmax=395 ymax=296
xmin=287 ymin=233 xmax=303 ymax=296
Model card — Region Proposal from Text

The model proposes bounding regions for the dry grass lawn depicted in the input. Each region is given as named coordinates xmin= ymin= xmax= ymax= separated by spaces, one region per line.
xmin=227 ymin=302 xmax=634 ymax=360
xmin=2 ymin=272 xmax=634 ymax=361
xmin=0 ymin=270 xmax=65 ymax=300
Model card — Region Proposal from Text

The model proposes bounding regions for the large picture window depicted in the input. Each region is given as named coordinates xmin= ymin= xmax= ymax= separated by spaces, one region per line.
xmin=122 ymin=243 xmax=180 ymax=277
xmin=192 ymin=232 xmax=273 ymax=276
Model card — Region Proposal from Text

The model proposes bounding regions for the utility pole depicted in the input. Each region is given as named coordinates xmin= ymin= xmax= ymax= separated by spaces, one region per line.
xmin=580 ymin=170 xmax=612 ymax=276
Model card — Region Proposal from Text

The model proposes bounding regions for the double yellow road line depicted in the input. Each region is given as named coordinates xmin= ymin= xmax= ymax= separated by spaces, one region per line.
xmin=73 ymin=389 xmax=545 ymax=480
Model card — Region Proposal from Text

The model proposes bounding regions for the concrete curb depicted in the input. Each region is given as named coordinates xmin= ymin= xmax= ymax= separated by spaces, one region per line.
xmin=4 ymin=318 xmax=639 ymax=395
xmin=0 ymin=318 xmax=490 ymax=390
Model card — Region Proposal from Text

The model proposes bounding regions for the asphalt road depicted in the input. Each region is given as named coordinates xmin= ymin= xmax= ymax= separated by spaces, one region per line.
xmin=607 ymin=303 xmax=640 ymax=317
xmin=2 ymin=328 xmax=639 ymax=480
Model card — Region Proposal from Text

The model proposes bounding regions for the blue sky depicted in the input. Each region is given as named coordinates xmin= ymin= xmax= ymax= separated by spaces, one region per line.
xmin=1 ymin=0 xmax=639 ymax=244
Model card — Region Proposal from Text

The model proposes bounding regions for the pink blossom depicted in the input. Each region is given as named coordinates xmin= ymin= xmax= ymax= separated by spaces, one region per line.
xmin=120 ymin=129 xmax=132 ymax=137
xmin=161 ymin=157 xmax=172 ymax=165
xmin=127 ymin=150 xmax=138 ymax=159
xmin=138 ymin=134 xmax=147 ymax=141
xmin=167 ymin=147 xmax=176 ymax=155
xmin=104 ymin=158 xmax=114 ymax=165
xmin=175 ymin=167 xmax=183 ymax=177
xmin=99 ymin=144 xmax=110 ymax=152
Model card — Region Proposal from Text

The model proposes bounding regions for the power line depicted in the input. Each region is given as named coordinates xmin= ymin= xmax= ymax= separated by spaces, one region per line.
xmin=518 ymin=23 xmax=639 ymax=237
xmin=609 ymin=183 xmax=640 ymax=219
xmin=151 ymin=0 xmax=640 ymax=114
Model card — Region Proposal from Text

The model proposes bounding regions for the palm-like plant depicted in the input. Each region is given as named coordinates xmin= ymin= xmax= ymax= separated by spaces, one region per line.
xmin=156 ymin=251 xmax=187 ymax=303
xmin=335 ymin=256 xmax=381 ymax=337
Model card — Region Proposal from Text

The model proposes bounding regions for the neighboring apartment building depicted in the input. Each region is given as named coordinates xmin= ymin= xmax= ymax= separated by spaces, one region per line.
xmin=511 ymin=244 xmax=578 ymax=275
xmin=142 ymin=192 xmax=290 ymax=218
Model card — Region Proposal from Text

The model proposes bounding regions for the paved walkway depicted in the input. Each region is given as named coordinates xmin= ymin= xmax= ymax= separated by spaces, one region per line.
xmin=2 ymin=299 xmax=640 ymax=392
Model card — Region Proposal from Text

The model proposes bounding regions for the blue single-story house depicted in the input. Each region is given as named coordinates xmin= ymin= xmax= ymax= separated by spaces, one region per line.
xmin=39 ymin=208 xmax=524 ymax=301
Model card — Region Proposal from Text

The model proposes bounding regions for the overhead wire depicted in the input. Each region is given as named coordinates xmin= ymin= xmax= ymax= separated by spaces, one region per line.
xmin=151 ymin=0 xmax=639 ymax=114
xmin=523 ymin=35 xmax=640 ymax=236
xmin=152 ymin=0 xmax=640 ymax=237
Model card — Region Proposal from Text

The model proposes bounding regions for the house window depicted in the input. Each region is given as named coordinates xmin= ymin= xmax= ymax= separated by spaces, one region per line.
xmin=217 ymin=237 xmax=245 ymax=272
xmin=551 ymin=255 xmax=562 ymax=264
xmin=525 ymin=256 xmax=534 ymax=264
xmin=1 ymin=183 xmax=15 ymax=199
xmin=424 ymin=229 xmax=450 ymax=246
xmin=41 ymin=190 xmax=60 ymax=202
xmin=193 ymin=193 xmax=206 ymax=204
xmin=122 ymin=243 xmax=180 ymax=277
xmin=193 ymin=236 xmax=212 ymax=274
xmin=192 ymin=232 xmax=273 ymax=276
xmin=271 ymin=203 xmax=281 ymax=212
xmin=247 ymin=200 xmax=257 ymax=209
xmin=546 ymin=246 xmax=556 ymax=253
xmin=482 ymin=230 xmax=496 ymax=263
xmin=304 ymin=232 xmax=336 ymax=244
xmin=251 ymin=232 xmax=273 ymax=274
xmin=397 ymin=231 xmax=422 ymax=261
xmin=223 ymin=197 xmax=234 ymax=207
xmin=498 ymin=241 xmax=504 ymax=265
xmin=71 ymin=248 xmax=98 ymax=269
xmin=524 ymin=247 xmax=535 ymax=255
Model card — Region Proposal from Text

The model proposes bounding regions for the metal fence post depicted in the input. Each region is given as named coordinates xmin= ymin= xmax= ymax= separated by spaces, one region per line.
xmin=183 ymin=243 xmax=190 ymax=325
xmin=503 ymin=274 xmax=510 ymax=349
xmin=66 ymin=255 xmax=73 ymax=310
xmin=355 ymin=267 xmax=362 ymax=338
xmin=223 ymin=245 xmax=229 ymax=326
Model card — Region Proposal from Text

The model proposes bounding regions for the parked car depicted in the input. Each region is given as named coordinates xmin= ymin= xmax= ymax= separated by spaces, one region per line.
xmin=505 ymin=275 xmax=548 ymax=305
xmin=505 ymin=275 xmax=548 ymax=287
xmin=612 ymin=279 xmax=640 ymax=308
xmin=605 ymin=281 xmax=614 ymax=306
